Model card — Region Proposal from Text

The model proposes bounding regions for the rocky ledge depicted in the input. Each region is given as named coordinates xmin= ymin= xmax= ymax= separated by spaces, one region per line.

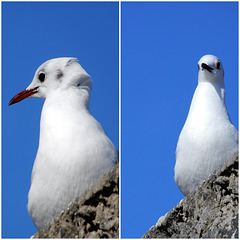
xmin=143 ymin=152 xmax=238 ymax=238
xmin=33 ymin=164 xmax=119 ymax=238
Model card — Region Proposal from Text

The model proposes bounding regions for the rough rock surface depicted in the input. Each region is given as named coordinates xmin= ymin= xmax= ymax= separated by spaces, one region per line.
xmin=143 ymin=152 xmax=238 ymax=238
xmin=33 ymin=164 xmax=119 ymax=238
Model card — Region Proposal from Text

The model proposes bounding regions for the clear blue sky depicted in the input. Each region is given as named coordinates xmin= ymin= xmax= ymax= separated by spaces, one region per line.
xmin=2 ymin=2 xmax=119 ymax=238
xmin=121 ymin=2 xmax=238 ymax=238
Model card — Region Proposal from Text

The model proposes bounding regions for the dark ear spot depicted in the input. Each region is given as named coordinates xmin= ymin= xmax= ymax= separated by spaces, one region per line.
xmin=56 ymin=69 xmax=64 ymax=80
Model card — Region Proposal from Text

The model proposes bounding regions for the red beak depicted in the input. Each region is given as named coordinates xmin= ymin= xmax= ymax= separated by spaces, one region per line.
xmin=9 ymin=87 xmax=39 ymax=106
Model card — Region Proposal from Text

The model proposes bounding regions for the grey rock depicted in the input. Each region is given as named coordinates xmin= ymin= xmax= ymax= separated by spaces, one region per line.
xmin=143 ymin=152 xmax=238 ymax=238
xmin=33 ymin=164 xmax=119 ymax=238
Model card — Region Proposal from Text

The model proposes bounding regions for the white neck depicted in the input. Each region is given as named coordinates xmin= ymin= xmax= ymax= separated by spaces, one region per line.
xmin=45 ymin=87 xmax=91 ymax=111
xmin=198 ymin=81 xmax=226 ymax=105
xmin=39 ymin=88 xmax=91 ymax=143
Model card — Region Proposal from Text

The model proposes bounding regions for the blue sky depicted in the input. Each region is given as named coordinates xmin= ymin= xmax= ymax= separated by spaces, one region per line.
xmin=2 ymin=2 xmax=119 ymax=238
xmin=121 ymin=2 xmax=238 ymax=238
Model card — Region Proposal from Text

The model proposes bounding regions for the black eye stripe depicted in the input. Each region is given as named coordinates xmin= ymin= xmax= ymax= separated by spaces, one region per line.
xmin=39 ymin=72 xmax=45 ymax=82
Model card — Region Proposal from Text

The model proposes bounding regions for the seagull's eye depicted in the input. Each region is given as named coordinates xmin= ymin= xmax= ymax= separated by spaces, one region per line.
xmin=38 ymin=72 xmax=45 ymax=82
xmin=216 ymin=61 xmax=221 ymax=69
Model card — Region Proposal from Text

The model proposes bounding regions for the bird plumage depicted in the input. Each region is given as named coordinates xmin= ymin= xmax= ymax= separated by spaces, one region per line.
xmin=175 ymin=55 xmax=238 ymax=196
xmin=9 ymin=58 xmax=118 ymax=229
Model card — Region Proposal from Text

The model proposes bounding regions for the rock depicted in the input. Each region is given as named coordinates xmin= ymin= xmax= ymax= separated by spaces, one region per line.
xmin=142 ymin=152 xmax=238 ymax=238
xmin=32 ymin=164 xmax=119 ymax=238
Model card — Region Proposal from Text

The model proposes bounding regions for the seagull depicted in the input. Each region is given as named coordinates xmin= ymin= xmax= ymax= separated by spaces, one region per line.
xmin=9 ymin=57 xmax=118 ymax=230
xmin=174 ymin=54 xmax=238 ymax=196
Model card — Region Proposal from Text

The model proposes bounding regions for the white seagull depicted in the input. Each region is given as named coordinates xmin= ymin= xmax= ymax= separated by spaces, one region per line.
xmin=174 ymin=54 xmax=238 ymax=196
xmin=9 ymin=57 xmax=118 ymax=230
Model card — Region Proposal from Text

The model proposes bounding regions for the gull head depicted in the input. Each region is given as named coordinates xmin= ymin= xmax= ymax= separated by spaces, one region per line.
xmin=197 ymin=54 xmax=224 ymax=84
xmin=9 ymin=57 xmax=91 ymax=105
